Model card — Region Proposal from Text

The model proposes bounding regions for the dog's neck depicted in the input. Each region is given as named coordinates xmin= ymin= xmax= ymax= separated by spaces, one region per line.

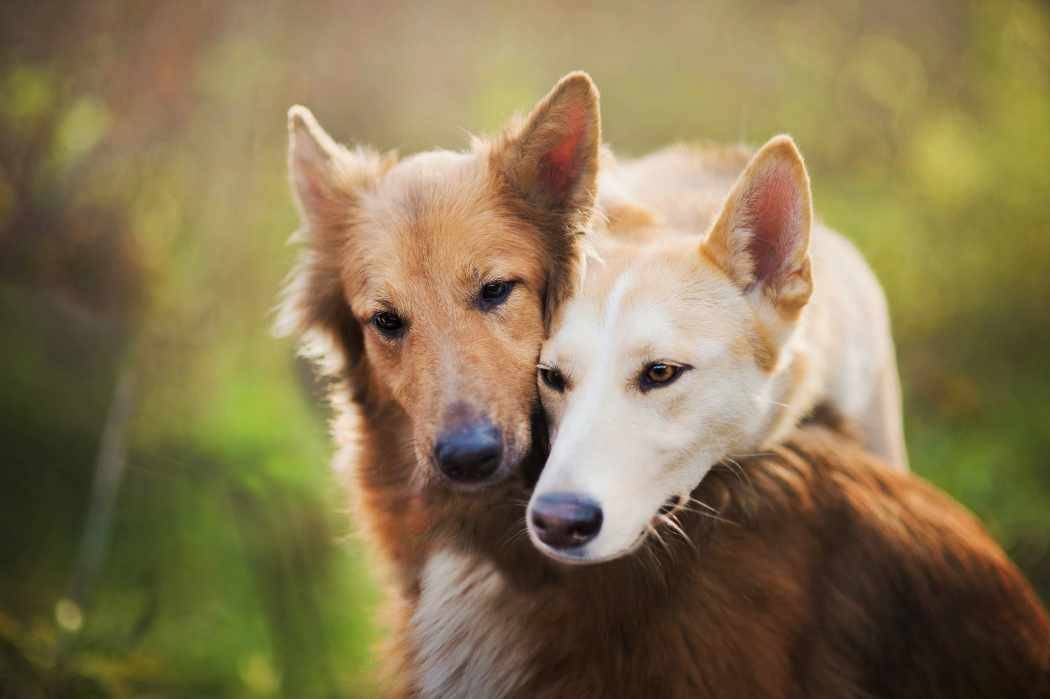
xmin=752 ymin=314 xmax=825 ymax=451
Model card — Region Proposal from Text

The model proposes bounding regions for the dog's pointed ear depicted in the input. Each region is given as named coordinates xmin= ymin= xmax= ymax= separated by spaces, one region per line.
xmin=497 ymin=72 xmax=601 ymax=219
xmin=702 ymin=135 xmax=813 ymax=314
xmin=282 ymin=107 xmax=394 ymax=376
xmin=288 ymin=106 xmax=393 ymax=229
xmin=288 ymin=106 xmax=348 ymax=226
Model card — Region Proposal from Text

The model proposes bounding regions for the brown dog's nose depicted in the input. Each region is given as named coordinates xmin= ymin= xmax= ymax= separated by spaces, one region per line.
xmin=434 ymin=418 xmax=502 ymax=483
xmin=531 ymin=493 xmax=603 ymax=550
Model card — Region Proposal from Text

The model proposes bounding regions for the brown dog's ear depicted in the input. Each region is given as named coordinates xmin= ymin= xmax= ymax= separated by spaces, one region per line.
xmin=702 ymin=135 xmax=813 ymax=314
xmin=289 ymin=106 xmax=363 ymax=228
xmin=494 ymin=72 xmax=601 ymax=327
xmin=281 ymin=107 xmax=393 ymax=377
xmin=497 ymin=71 xmax=601 ymax=220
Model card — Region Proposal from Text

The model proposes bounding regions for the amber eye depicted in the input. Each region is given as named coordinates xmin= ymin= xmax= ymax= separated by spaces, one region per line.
xmin=639 ymin=362 xmax=689 ymax=391
xmin=537 ymin=365 xmax=567 ymax=393
xmin=646 ymin=363 xmax=676 ymax=383
xmin=371 ymin=311 xmax=405 ymax=337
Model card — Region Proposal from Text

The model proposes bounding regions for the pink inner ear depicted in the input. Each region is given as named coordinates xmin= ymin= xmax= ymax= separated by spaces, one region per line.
xmin=745 ymin=165 xmax=800 ymax=286
xmin=538 ymin=103 xmax=586 ymax=203
xmin=302 ymin=170 xmax=327 ymax=207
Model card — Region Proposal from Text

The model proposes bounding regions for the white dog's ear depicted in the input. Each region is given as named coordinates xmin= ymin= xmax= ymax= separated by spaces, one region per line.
xmin=702 ymin=135 xmax=813 ymax=314
xmin=287 ymin=106 xmax=393 ymax=229
xmin=497 ymin=71 xmax=601 ymax=219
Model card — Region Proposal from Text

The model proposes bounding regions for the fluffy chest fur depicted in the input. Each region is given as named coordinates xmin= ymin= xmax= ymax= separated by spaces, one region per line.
xmin=411 ymin=550 xmax=537 ymax=699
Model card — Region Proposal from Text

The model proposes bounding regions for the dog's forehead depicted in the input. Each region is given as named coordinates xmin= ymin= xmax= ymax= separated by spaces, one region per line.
xmin=348 ymin=152 xmax=546 ymax=306
xmin=366 ymin=150 xmax=487 ymax=233
xmin=549 ymin=240 xmax=743 ymax=367
xmin=544 ymin=253 xmax=625 ymax=356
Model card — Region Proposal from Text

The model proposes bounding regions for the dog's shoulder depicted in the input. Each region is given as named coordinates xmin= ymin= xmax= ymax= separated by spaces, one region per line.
xmin=762 ymin=427 xmax=1050 ymax=697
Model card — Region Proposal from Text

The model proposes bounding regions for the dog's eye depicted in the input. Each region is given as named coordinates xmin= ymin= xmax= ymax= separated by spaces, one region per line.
xmin=371 ymin=311 xmax=405 ymax=337
xmin=537 ymin=365 xmax=566 ymax=393
xmin=478 ymin=280 xmax=515 ymax=309
xmin=639 ymin=362 xmax=690 ymax=391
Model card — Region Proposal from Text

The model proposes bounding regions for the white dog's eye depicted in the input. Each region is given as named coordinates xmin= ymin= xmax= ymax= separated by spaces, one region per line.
xmin=537 ymin=364 xmax=567 ymax=393
xmin=638 ymin=362 xmax=690 ymax=391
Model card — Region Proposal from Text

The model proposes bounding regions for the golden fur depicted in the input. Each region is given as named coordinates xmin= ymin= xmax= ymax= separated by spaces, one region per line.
xmin=279 ymin=73 xmax=603 ymax=692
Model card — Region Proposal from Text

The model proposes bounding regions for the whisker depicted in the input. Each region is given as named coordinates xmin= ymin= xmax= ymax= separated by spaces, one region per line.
xmin=718 ymin=457 xmax=753 ymax=490
xmin=646 ymin=522 xmax=675 ymax=562
xmin=753 ymin=395 xmax=792 ymax=409
xmin=500 ymin=526 xmax=530 ymax=549
xmin=492 ymin=498 xmax=530 ymax=511
xmin=687 ymin=496 xmax=719 ymax=514
xmin=642 ymin=541 xmax=663 ymax=578
xmin=658 ymin=513 xmax=695 ymax=550
xmin=712 ymin=461 xmax=743 ymax=485
xmin=685 ymin=497 xmax=739 ymax=526
xmin=680 ymin=504 xmax=738 ymax=527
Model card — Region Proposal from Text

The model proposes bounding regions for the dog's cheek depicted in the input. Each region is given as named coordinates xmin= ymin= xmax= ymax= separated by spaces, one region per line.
xmin=360 ymin=335 xmax=418 ymax=408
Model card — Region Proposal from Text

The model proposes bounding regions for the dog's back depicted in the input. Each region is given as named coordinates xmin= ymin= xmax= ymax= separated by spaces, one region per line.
xmin=736 ymin=427 xmax=1048 ymax=697
xmin=415 ymin=425 xmax=1049 ymax=697
xmin=600 ymin=143 xmax=752 ymax=234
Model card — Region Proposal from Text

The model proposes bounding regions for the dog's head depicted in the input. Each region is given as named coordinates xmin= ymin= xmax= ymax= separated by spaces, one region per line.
xmin=279 ymin=73 xmax=600 ymax=492
xmin=527 ymin=136 xmax=814 ymax=563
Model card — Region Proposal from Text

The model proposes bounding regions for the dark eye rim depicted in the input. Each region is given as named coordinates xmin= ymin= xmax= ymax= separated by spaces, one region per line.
xmin=370 ymin=310 xmax=406 ymax=338
xmin=537 ymin=363 xmax=567 ymax=393
xmin=638 ymin=361 xmax=692 ymax=392
xmin=477 ymin=279 xmax=517 ymax=310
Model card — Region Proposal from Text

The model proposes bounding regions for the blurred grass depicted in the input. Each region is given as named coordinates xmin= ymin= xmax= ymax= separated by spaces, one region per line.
xmin=0 ymin=0 xmax=1048 ymax=696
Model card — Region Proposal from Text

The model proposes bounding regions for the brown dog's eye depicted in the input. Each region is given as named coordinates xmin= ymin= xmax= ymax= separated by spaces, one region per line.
xmin=371 ymin=311 xmax=405 ymax=337
xmin=538 ymin=365 xmax=566 ymax=393
xmin=639 ymin=362 xmax=690 ymax=391
xmin=478 ymin=280 xmax=516 ymax=310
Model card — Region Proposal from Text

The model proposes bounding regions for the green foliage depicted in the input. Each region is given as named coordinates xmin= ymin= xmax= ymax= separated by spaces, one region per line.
xmin=1 ymin=0 xmax=1047 ymax=696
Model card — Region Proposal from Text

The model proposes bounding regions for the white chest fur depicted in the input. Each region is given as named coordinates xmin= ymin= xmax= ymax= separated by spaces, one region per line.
xmin=412 ymin=550 xmax=534 ymax=699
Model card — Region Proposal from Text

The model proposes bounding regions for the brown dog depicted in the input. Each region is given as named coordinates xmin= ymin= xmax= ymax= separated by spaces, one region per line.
xmin=278 ymin=73 xmax=601 ymax=689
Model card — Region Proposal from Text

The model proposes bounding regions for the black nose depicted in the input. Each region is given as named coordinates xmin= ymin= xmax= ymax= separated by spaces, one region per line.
xmin=530 ymin=493 xmax=603 ymax=550
xmin=434 ymin=418 xmax=502 ymax=483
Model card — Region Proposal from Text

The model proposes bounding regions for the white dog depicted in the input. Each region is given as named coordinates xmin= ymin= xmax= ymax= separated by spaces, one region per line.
xmin=527 ymin=135 xmax=907 ymax=563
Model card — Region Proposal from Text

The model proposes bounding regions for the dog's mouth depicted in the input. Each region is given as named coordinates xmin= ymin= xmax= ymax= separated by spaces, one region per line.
xmin=536 ymin=494 xmax=692 ymax=566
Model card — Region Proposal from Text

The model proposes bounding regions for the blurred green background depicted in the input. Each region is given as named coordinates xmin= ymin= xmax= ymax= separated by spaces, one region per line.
xmin=1 ymin=1 xmax=1048 ymax=696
